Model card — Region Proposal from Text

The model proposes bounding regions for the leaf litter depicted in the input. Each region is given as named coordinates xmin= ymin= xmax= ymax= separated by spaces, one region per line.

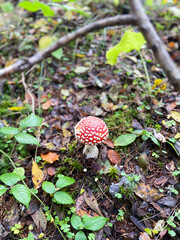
xmin=0 ymin=1 xmax=180 ymax=240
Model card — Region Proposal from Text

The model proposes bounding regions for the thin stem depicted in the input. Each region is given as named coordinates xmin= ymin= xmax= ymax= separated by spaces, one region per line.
xmin=0 ymin=149 xmax=66 ymax=240
xmin=139 ymin=50 xmax=151 ymax=93
xmin=38 ymin=61 xmax=44 ymax=115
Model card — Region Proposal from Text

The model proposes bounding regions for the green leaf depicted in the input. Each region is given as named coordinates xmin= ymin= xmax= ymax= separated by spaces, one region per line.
xmin=106 ymin=30 xmax=146 ymax=65
xmin=14 ymin=133 xmax=39 ymax=145
xmin=0 ymin=185 xmax=7 ymax=197
xmin=10 ymin=184 xmax=31 ymax=208
xmin=42 ymin=181 xmax=56 ymax=194
xmin=0 ymin=127 xmax=19 ymax=135
xmin=56 ymin=174 xmax=75 ymax=189
xmin=150 ymin=135 xmax=160 ymax=146
xmin=71 ymin=214 xmax=83 ymax=230
xmin=167 ymin=216 xmax=176 ymax=228
xmin=51 ymin=48 xmax=63 ymax=60
xmin=0 ymin=173 xmax=20 ymax=186
xmin=82 ymin=215 xmax=108 ymax=231
xmin=114 ymin=134 xmax=137 ymax=146
xmin=34 ymin=1 xmax=55 ymax=16
xmin=1 ymin=2 xmax=14 ymax=12
xmin=168 ymin=229 xmax=176 ymax=237
xmin=18 ymin=1 xmax=40 ymax=12
xmin=75 ymin=231 xmax=87 ymax=240
xmin=13 ymin=167 xmax=26 ymax=180
xmin=20 ymin=113 xmax=43 ymax=128
xmin=54 ymin=191 xmax=74 ymax=204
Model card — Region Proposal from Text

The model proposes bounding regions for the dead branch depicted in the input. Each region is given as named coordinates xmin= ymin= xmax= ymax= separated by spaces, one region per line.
xmin=0 ymin=14 xmax=137 ymax=77
xmin=130 ymin=0 xmax=180 ymax=90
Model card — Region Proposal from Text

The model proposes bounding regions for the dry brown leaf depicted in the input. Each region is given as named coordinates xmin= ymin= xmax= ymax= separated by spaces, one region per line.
xmin=41 ymin=99 xmax=51 ymax=110
xmin=104 ymin=138 xmax=114 ymax=148
xmin=107 ymin=150 xmax=121 ymax=164
xmin=47 ymin=167 xmax=56 ymax=176
xmin=32 ymin=161 xmax=44 ymax=189
xmin=40 ymin=152 xmax=59 ymax=163
xmin=84 ymin=192 xmax=103 ymax=216
xmin=139 ymin=232 xmax=151 ymax=240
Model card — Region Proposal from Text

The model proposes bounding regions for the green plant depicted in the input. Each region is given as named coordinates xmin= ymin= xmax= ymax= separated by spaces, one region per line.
xmin=108 ymin=166 xmax=119 ymax=180
xmin=114 ymin=129 xmax=160 ymax=147
xmin=115 ymin=193 xmax=122 ymax=199
xmin=119 ymin=172 xmax=140 ymax=198
xmin=117 ymin=209 xmax=124 ymax=221
xmin=19 ymin=232 xmax=34 ymax=240
xmin=106 ymin=30 xmax=151 ymax=93
xmin=42 ymin=174 xmax=75 ymax=204
xmin=0 ymin=113 xmax=43 ymax=146
xmin=166 ymin=210 xmax=180 ymax=237
xmin=18 ymin=1 xmax=55 ymax=17
xmin=70 ymin=213 xmax=108 ymax=240
xmin=11 ymin=224 xmax=22 ymax=235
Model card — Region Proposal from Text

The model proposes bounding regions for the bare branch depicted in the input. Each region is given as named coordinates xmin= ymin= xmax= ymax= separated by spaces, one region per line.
xmin=0 ymin=14 xmax=137 ymax=77
xmin=130 ymin=0 xmax=180 ymax=90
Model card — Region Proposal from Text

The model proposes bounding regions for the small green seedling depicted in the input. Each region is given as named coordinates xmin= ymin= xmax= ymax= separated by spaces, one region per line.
xmin=11 ymin=224 xmax=21 ymax=235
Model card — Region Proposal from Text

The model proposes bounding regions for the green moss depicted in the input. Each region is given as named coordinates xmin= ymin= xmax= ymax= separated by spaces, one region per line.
xmin=105 ymin=108 xmax=138 ymax=140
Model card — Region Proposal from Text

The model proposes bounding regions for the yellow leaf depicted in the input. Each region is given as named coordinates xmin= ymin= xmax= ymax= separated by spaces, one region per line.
xmin=40 ymin=152 xmax=59 ymax=164
xmin=170 ymin=111 xmax=180 ymax=123
xmin=151 ymin=79 xmax=166 ymax=90
xmin=175 ymin=133 xmax=180 ymax=139
xmin=38 ymin=36 xmax=53 ymax=51
xmin=34 ymin=19 xmax=47 ymax=29
xmin=75 ymin=53 xmax=85 ymax=58
xmin=8 ymin=107 xmax=26 ymax=111
xmin=5 ymin=59 xmax=18 ymax=68
xmin=32 ymin=161 xmax=44 ymax=189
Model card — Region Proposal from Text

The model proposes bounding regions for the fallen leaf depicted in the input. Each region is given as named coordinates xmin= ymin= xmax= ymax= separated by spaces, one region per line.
xmin=175 ymin=133 xmax=180 ymax=139
xmin=3 ymin=202 xmax=20 ymax=231
xmin=153 ymin=129 xmax=166 ymax=143
xmin=139 ymin=232 xmax=151 ymax=240
xmin=135 ymin=182 xmax=164 ymax=202
xmin=40 ymin=152 xmax=59 ymax=164
xmin=154 ymin=176 xmax=169 ymax=186
xmin=31 ymin=208 xmax=47 ymax=232
xmin=169 ymin=111 xmax=180 ymax=122
xmin=85 ymin=191 xmax=103 ymax=216
xmin=104 ymin=138 xmax=114 ymax=148
xmin=74 ymin=66 xmax=89 ymax=74
xmin=41 ymin=99 xmax=51 ymax=110
xmin=8 ymin=107 xmax=26 ymax=111
xmin=62 ymin=122 xmax=71 ymax=138
xmin=132 ymin=119 xmax=143 ymax=130
xmin=165 ymin=102 xmax=177 ymax=112
xmin=32 ymin=161 xmax=44 ymax=189
xmin=47 ymin=167 xmax=56 ymax=176
xmin=157 ymin=196 xmax=179 ymax=207
xmin=5 ymin=58 xmax=18 ymax=68
xmin=107 ymin=150 xmax=121 ymax=164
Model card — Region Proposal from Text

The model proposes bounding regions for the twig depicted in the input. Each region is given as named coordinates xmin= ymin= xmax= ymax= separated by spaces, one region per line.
xmin=21 ymin=73 xmax=35 ymax=114
xmin=0 ymin=15 xmax=137 ymax=77
xmin=130 ymin=0 xmax=180 ymax=90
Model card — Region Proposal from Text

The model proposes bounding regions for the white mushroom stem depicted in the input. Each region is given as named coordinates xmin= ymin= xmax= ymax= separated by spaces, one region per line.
xmin=83 ymin=144 xmax=99 ymax=159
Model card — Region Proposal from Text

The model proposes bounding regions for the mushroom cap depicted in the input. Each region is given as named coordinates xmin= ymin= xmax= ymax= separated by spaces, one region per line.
xmin=75 ymin=116 xmax=108 ymax=145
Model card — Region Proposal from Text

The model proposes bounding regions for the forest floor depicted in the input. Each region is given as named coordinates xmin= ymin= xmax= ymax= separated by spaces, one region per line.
xmin=0 ymin=1 xmax=180 ymax=240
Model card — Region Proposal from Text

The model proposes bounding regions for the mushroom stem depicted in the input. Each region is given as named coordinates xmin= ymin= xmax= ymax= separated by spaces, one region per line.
xmin=83 ymin=144 xmax=99 ymax=159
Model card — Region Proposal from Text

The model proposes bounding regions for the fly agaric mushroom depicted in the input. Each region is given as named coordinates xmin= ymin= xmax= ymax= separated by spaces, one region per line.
xmin=75 ymin=116 xmax=108 ymax=159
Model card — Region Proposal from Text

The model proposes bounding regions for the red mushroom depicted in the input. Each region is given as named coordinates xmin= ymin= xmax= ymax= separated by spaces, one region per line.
xmin=75 ymin=116 xmax=109 ymax=159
